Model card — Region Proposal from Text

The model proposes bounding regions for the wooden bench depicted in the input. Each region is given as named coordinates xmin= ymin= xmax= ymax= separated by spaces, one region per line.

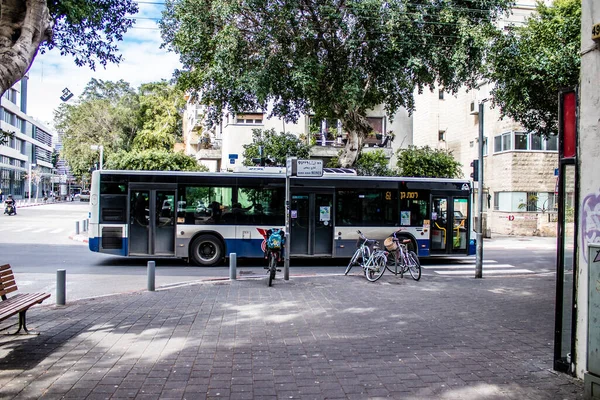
xmin=0 ymin=264 xmax=51 ymax=334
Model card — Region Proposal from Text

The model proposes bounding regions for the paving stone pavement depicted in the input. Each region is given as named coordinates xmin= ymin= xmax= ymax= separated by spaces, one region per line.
xmin=0 ymin=271 xmax=584 ymax=400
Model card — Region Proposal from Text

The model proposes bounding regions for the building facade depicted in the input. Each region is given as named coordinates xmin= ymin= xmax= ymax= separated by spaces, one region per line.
xmin=575 ymin=0 xmax=600 ymax=389
xmin=411 ymin=0 xmax=558 ymax=237
xmin=1 ymin=76 xmax=55 ymax=200
xmin=183 ymin=100 xmax=411 ymax=173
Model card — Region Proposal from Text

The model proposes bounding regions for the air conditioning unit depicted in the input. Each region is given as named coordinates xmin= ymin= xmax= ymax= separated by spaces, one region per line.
xmin=469 ymin=100 xmax=479 ymax=115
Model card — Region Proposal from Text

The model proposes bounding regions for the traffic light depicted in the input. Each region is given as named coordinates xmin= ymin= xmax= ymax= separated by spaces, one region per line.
xmin=470 ymin=160 xmax=479 ymax=181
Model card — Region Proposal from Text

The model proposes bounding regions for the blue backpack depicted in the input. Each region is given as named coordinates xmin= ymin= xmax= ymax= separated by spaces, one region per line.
xmin=267 ymin=229 xmax=283 ymax=250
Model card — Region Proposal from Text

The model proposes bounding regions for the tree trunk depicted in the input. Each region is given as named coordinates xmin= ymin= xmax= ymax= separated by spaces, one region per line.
xmin=337 ymin=110 xmax=372 ymax=168
xmin=0 ymin=0 xmax=53 ymax=96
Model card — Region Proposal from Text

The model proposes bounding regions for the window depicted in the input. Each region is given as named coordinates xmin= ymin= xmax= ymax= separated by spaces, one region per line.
xmin=494 ymin=131 xmax=558 ymax=153
xmin=438 ymin=130 xmax=446 ymax=141
xmin=438 ymin=90 xmax=444 ymax=100
xmin=180 ymin=184 xmax=284 ymax=226
xmin=2 ymin=110 xmax=13 ymax=124
xmin=545 ymin=135 xmax=558 ymax=151
xmin=482 ymin=136 xmax=488 ymax=156
xmin=515 ymin=132 xmax=528 ymax=150
xmin=235 ymin=113 xmax=263 ymax=124
xmin=336 ymin=189 xmax=399 ymax=227
xmin=493 ymin=191 xmax=556 ymax=212
xmin=366 ymin=117 xmax=384 ymax=134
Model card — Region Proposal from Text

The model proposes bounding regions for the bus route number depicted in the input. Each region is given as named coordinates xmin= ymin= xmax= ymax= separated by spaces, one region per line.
xmin=400 ymin=192 xmax=418 ymax=200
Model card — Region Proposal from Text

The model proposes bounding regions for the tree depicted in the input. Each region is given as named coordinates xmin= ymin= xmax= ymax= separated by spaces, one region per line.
xmin=242 ymin=129 xmax=311 ymax=166
xmin=106 ymin=149 xmax=205 ymax=171
xmin=55 ymin=79 xmax=189 ymax=178
xmin=354 ymin=151 xmax=395 ymax=177
xmin=55 ymin=79 xmax=139 ymax=177
xmin=132 ymin=81 xmax=186 ymax=151
xmin=396 ymin=146 xmax=462 ymax=178
xmin=0 ymin=0 xmax=138 ymax=97
xmin=328 ymin=150 xmax=394 ymax=176
xmin=160 ymin=0 xmax=512 ymax=167
xmin=486 ymin=0 xmax=580 ymax=138
xmin=25 ymin=166 xmax=44 ymax=200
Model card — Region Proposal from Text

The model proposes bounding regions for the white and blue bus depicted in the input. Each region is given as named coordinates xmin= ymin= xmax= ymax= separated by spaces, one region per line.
xmin=88 ymin=169 xmax=474 ymax=265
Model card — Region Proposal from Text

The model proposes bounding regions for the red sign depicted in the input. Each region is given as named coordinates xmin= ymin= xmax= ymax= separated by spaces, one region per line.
xmin=562 ymin=91 xmax=576 ymax=158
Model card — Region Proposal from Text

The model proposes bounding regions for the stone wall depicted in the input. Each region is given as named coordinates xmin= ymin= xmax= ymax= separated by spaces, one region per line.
xmin=491 ymin=211 xmax=558 ymax=237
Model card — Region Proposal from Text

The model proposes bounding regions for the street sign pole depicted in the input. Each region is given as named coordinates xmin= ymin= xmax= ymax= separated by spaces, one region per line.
xmin=284 ymin=173 xmax=290 ymax=280
xmin=284 ymin=157 xmax=296 ymax=281
xmin=475 ymin=101 xmax=485 ymax=279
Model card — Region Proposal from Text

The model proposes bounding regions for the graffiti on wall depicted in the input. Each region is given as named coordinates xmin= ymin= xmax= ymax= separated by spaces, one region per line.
xmin=582 ymin=190 xmax=600 ymax=262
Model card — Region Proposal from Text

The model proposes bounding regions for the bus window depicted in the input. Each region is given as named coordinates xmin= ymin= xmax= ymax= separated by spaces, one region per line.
xmin=181 ymin=185 xmax=232 ymax=224
xmin=399 ymin=192 xmax=428 ymax=226
xmin=336 ymin=189 xmax=398 ymax=227
xmin=238 ymin=187 xmax=285 ymax=225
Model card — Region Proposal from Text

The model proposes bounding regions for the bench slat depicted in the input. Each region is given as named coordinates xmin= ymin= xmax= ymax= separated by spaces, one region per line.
xmin=0 ymin=293 xmax=51 ymax=321
xmin=0 ymin=265 xmax=51 ymax=332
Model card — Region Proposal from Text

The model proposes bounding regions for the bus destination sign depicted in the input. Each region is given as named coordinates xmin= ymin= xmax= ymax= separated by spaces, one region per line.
xmin=296 ymin=160 xmax=323 ymax=177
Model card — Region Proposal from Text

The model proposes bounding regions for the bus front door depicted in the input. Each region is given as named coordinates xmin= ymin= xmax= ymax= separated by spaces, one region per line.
xmin=290 ymin=192 xmax=334 ymax=257
xmin=129 ymin=188 xmax=176 ymax=256
xmin=430 ymin=195 xmax=470 ymax=255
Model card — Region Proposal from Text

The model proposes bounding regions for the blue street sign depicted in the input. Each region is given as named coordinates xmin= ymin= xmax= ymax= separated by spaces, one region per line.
xmin=228 ymin=154 xmax=238 ymax=159
xmin=230 ymin=159 xmax=235 ymax=164
xmin=554 ymin=168 xmax=559 ymax=176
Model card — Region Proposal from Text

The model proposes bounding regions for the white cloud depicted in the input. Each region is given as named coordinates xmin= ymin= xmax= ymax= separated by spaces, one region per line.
xmin=26 ymin=4 xmax=182 ymax=128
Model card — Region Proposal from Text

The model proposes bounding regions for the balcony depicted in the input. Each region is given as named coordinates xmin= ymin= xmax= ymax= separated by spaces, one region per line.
xmin=309 ymin=134 xmax=393 ymax=158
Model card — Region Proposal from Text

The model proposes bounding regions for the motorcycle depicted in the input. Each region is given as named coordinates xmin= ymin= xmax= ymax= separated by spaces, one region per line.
xmin=4 ymin=201 xmax=16 ymax=216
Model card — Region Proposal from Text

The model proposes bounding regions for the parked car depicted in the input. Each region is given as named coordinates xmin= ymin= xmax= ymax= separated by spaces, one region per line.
xmin=79 ymin=190 xmax=90 ymax=202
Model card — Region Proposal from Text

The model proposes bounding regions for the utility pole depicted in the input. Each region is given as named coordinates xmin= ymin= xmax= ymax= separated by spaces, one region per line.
xmin=475 ymin=101 xmax=485 ymax=279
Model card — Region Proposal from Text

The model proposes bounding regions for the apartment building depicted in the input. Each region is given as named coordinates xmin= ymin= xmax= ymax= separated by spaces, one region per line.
xmin=184 ymin=100 xmax=411 ymax=172
xmin=1 ymin=76 xmax=55 ymax=199
xmin=411 ymin=0 xmax=558 ymax=237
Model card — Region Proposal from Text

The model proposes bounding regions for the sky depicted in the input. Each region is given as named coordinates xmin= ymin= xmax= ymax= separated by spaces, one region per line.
xmin=26 ymin=2 xmax=181 ymax=128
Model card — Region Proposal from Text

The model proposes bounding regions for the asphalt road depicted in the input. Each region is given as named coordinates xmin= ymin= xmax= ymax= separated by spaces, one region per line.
xmin=0 ymin=201 xmax=558 ymax=302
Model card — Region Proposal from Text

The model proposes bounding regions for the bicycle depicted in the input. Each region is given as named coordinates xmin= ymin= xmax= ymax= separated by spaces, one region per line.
xmin=264 ymin=229 xmax=284 ymax=287
xmin=345 ymin=230 xmax=388 ymax=282
xmin=383 ymin=231 xmax=421 ymax=281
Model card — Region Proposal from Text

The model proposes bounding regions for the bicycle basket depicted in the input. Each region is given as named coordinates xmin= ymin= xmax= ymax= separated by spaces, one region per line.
xmin=384 ymin=237 xmax=398 ymax=251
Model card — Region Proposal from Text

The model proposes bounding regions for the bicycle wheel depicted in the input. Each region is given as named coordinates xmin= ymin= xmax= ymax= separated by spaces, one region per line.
xmin=385 ymin=251 xmax=400 ymax=274
xmin=365 ymin=252 xmax=387 ymax=282
xmin=345 ymin=248 xmax=362 ymax=275
xmin=268 ymin=252 xmax=277 ymax=286
xmin=407 ymin=251 xmax=421 ymax=281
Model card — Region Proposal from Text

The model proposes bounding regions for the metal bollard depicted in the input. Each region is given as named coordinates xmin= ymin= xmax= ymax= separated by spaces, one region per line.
xmin=229 ymin=253 xmax=237 ymax=280
xmin=75 ymin=221 xmax=80 ymax=235
xmin=147 ymin=261 xmax=155 ymax=291
xmin=56 ymin=270 xmax=66 ymax=306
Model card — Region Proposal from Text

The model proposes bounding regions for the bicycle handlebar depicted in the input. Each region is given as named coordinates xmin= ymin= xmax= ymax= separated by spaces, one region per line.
xmin=391 ymin=230 xmax=412 ymax=244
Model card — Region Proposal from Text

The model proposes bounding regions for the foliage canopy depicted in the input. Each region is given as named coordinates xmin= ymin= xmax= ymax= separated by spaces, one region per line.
xmin=242 ymin=129 xmax=311 ymax=167
xmin=160 ymin=0 xmax=512 ymax=166
xmin=396 ymin=146 xmax=462 ymax=179
xmin=486 ymin=0 xmax=580 ymax=137
xmin=0 ymin=0 xmax=138 ymax=96
xmin=55 ymin=79 xmax=198 ymax=177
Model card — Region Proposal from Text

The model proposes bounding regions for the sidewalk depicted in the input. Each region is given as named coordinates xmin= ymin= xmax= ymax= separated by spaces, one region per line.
xmin=0 ymin=271 xmax=583 ymax=399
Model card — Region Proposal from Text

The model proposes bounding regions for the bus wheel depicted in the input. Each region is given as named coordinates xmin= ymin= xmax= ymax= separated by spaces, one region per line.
xmin=190 ymin=235 xmax=223 ymax=266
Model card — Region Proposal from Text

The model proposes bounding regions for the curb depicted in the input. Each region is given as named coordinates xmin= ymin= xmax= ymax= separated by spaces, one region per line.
xmin=68 ymin=235 xmax=88 ymax=243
